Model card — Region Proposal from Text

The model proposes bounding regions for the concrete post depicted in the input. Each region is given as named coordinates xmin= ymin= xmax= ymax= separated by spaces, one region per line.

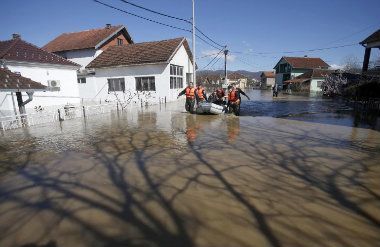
xmin=362 ymin=48 xmax=371 ymax=73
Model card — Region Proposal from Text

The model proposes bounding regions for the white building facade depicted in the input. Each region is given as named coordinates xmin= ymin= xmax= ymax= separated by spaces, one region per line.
xmin=0 ymin=37 xmax=80 ymax=116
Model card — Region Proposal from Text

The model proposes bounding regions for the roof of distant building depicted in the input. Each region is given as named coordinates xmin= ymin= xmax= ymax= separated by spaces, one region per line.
xmin=274 ymin=56 xmax=329 ymax=69
xmin=43 ymin=25 xmax=133 ymax=53
xmin=261 ymin=71 xmax=275 ymax=78
xmin=0 ymin=37 xmax=79 ymax=67
xmin=0 ymin=67 xmax=46 ymax=92
xmin=284 ymin=69 xmax=333 ymax=84
xmin=86 ymin=37 xmax=193 ymax=69
xmin=360 ymin=29 xmax=380 ymax=45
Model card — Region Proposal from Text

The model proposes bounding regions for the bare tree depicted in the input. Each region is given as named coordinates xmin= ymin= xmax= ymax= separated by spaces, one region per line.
xmin=113 ymin=89 xmax=156 ymax=110
xmin=341 ymin=55 xmax=361 ymax=73
xmin=321 ymin=73 xmax=348 ymax=96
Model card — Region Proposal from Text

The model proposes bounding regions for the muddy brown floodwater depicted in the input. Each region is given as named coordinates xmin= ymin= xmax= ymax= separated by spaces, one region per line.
xmin=0 ymin=95 xmax=380 ymax=247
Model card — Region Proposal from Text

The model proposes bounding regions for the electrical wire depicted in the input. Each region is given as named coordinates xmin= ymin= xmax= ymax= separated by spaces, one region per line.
xmin=199 ymin=46 xmax=226 ymax=70
xmin=118 ymin=0 xmax=225 ymax=48
xmin=231 ymin=43 xmax=357 ymax=55
xmin=94 ymin=0 xmax=223 ymax=50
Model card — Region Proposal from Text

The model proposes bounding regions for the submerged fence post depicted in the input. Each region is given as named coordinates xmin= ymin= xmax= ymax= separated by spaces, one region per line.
xmin=165 ymin=96 xmax=167 ymax=104
xmin=0 ymin=121 xmax=4 ymax=131
xmin=141 ymin=99 xmax=143 ymax=107
xmin=82 ymin=106 xmax=86 ymax=118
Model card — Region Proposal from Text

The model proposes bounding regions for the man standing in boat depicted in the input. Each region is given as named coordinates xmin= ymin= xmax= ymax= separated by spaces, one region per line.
xmin=177 ymin=82 xmax=196 ymax=113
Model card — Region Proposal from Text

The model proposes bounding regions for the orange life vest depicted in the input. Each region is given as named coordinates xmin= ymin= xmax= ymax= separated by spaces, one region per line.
xmin=197 ymin=86 xmax=205 ymax=100
xmin=228 ymin=89 xmax=238 ymax=102
xmin=185 ymin=87 xmax=195 ymax=99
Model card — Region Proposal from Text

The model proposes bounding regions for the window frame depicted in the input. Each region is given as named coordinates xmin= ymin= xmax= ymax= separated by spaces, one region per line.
xmin=135 ymin=76 xmax=156 ymax=92
xmin=107 ymin=78 xmax=125 ymax=92
xmin=170 ymin=64 xmax=184 ymax=89
xmin=77 ymin=78 xmax=86 ymax=84
xmin=117 ymin=38 xmax=123 ymax=46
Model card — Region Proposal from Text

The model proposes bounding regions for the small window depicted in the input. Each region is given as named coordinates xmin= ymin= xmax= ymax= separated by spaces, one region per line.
xmin=108 ymin=78 xmax=125 ymax=92
xmin=77 ymin=78 xmax=86 ymax=84
xmin=117 ymin=38 xmax=123 ymax=46
xmin=136 ymin=77 xmax=156 ymax=91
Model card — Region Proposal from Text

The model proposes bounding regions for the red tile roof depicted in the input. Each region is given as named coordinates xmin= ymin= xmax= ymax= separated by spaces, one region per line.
xmin=360 ymin=29 xmax=380 ymax=45
xmin=282 ymin=57 xmax=329 ymax=69
xmin=43 ymin=25 xmax=133 ymax=53
xmin=0 ymin=68 xmax=46 ymax=91
xmin=261 ymin=71 xmax=275 ymax=78
xmin=87 ymin=37 xmax=193 ymax=68
xmin=0 ymin=38 xmax=79 ymax=67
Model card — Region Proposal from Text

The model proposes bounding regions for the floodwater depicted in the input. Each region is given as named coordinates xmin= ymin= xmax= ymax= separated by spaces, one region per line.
xmin=0 ymin=92 xmax=379 ymax=247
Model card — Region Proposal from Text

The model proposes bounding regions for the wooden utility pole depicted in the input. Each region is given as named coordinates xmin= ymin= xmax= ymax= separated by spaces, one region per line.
xmin=192 ymin=0 xmax=196 ymax=85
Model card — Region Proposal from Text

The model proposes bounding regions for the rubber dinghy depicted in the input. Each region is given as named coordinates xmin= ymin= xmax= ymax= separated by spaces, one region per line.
xmin=196 ymin=102 xmax=225 ymax=115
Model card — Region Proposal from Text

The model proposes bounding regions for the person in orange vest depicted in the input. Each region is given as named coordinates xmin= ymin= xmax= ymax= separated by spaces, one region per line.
xmin=209 ymin=88 xmax=225 ymax=105
xmin=195 ymin=83 xmax=207 ymax=103
xmin=177 ymin=82 xmax=196 ymax=113
xmin=227 ymin=85 xmax=241 ymax=116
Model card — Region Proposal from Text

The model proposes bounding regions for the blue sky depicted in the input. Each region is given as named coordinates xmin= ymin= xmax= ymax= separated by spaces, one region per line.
xmin=1 ymin=0 xmax=379 ymax=71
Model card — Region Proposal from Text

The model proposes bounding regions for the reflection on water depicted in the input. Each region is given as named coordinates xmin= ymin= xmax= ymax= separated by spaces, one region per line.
xmin=0 ymin=93 xmax=379 ymax=247
xmin=241 ymin=90 xmax=380 ymax=130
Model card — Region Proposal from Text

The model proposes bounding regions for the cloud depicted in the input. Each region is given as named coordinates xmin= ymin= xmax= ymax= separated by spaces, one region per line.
xmin=329 ymin=64 xmax=344 ymax=70
xmin=227 ymin=54 xmax=236 ymax=62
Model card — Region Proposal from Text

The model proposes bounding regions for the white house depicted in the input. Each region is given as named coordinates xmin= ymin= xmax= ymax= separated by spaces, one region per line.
xmin=43 ymin=24 xmax=134 ymax=103
xmin=82 ymin=37 xmax=194 ymax=104
xmin=260 ymin=71 xmax=275 ymax=89
xmin=283 ymin=69 xmax=333 ymax=93
xmin=0 ymin=34 xmax=80 ymax=116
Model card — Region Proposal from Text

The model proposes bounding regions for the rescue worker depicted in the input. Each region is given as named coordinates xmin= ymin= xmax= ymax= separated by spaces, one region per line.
xmin=177 ymin=82 xmax=196 ymax=113
xmin=227 ymin=85 xmax=241 ymax=116
xmin=231 ymin=83 xmax=250 ymax=100
xmin=195 ymin=83 xmax=207 ymax=103
xmin=209 ymin=88 xmax=225 ymax=105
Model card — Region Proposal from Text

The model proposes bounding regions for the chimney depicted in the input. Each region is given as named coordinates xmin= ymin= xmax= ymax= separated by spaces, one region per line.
xmin=105 ymin=24 xmax=111 ymax=29
xmin=12 ymin=33 xmax=21 ymax=39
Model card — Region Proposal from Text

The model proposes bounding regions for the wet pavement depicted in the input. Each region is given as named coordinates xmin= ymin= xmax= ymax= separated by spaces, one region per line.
xmin=0 ymin=92 xmax=380 ymax=247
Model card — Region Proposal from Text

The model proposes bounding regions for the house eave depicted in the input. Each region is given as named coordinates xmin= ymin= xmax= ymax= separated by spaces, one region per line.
xmin=87 ymin=61 xmax=168 ymax=70
xmin=4 ymin=60 xmax=80 ymax=70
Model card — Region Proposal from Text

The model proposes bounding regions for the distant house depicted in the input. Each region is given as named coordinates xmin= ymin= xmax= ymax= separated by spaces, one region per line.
xmin=0 ymin=34 xmax=80 ymax=116
xmin=273 ymin=56 xmax=329 ymax=89
xmin=283 ymin=69 xmax=333 ymax=92
xmin=260 ymin=71 xmax=275 ymax=89
xmin=43 ymin=24 xmax=134 ymax=102
xmin=228 ymin=72 xmax=248 ymax=88
xmin=84 ymin=37 xmax=194 ymax=104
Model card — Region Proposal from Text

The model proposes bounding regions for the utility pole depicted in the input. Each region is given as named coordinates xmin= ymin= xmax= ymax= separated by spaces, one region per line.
xmin=192 ymin=0 xmax=196 ymax=85
xmin=224 ymin=49 xmax=229 ymax=79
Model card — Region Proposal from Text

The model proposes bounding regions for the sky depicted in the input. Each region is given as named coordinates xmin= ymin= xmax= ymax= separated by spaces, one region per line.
xmin=1 ymin=0 xmax=379 ymax=72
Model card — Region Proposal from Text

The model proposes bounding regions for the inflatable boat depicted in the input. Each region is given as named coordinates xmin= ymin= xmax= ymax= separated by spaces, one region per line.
xmin=196 ymin=102 xmax=225 ymax=115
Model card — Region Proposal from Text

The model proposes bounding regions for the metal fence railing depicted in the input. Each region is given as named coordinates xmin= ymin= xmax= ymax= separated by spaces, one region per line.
xmin=1 ymin=103 xmax=118 ymax=132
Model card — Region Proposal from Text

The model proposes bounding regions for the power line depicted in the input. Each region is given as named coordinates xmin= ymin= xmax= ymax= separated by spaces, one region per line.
xmin=231 ymin=43 xmax=357 ymax=55
xmin=93 ymin=0 xmax=223 ymax=50
xmin=199 ymin=46 xmax=226 ymax=71
xmin=118 ymin=0 xmax=225 ymax=48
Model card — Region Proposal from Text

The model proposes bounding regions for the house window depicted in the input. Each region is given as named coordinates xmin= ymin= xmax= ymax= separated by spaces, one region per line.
xmin=136 ymin=77 xmax=156 ymax=91
xmin=108 ymin=78 xmax=125 ymax=92
xmin=117 ymin=38 xmax=123 ymax=46
xmin=77 ymin=78 xmax=86 ymax=84
xmin=170 ymin=64 xmax=184 ymax=89
xmin=316 ymin=81 xmax=323 ymax=88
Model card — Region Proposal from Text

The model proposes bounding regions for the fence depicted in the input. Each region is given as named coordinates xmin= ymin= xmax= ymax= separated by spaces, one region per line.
xmin=0 ymin=103 xmax=117 ymax=131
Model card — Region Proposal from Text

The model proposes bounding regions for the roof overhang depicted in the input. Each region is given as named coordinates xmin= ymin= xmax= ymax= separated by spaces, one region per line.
xmin=5 ymin=60 xmax=80 ymax=69
xmin=0 ymin=88 xmax=47 ymax=93
xmin=87 ymin=61 xmax=168 ymax=70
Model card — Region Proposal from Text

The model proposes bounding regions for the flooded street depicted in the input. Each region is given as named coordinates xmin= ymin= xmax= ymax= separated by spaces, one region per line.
xmin=0 ymin=93 xmax=380 ymax=247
